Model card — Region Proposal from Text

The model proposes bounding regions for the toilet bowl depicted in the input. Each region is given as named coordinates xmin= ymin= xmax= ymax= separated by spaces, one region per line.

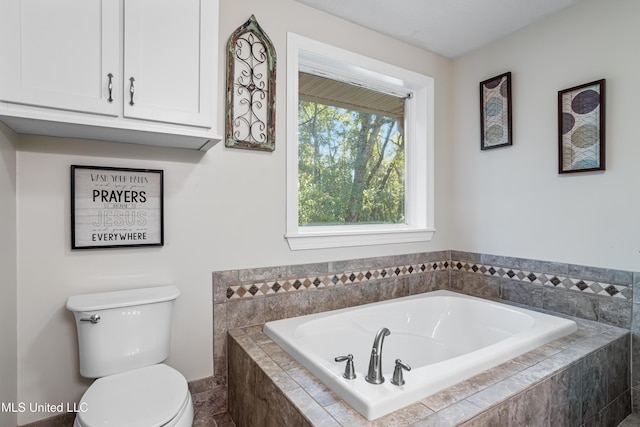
xmin=67 ymin=286 xmax=194 ymax=427
xmin=73 ymin=364 xmax=194 ymax=427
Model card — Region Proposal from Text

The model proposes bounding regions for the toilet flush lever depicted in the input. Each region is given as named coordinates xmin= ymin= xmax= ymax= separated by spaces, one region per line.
xmin=80 ymin=314 xmax=101 ymax=324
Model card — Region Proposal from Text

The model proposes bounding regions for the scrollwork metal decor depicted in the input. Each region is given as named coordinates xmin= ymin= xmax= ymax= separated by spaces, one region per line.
xmin=226 ymin=15 xmax=276 ymax=151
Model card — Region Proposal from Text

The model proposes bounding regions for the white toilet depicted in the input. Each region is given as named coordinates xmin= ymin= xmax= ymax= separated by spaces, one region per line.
xmin=66 ymin=286 xmax=194 ymax=427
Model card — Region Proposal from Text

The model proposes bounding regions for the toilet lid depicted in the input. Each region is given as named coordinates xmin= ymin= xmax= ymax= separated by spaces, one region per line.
xmin=76 ymin=364 xmax=188 ymax=427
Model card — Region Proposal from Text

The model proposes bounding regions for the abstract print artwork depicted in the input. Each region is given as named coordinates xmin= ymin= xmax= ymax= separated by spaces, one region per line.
xmin=480 ymin=72 xmax=512 ymax=150
xmin=226 ymin=15 xmax=276 ymax=151
xmin=558 ymin=79 xmax=605 ymax=173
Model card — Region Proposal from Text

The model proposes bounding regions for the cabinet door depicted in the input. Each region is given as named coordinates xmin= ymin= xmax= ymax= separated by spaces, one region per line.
xmin=0 ymin=0 xmax=120 ymax=116
xmin=123 ymin=0 xmax=216 ymax=128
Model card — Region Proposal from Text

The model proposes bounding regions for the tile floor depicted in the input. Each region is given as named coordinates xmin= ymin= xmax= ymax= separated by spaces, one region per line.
xmin=212 ymin=412 xmax=640 ymax=426
xmin=211 ymin=412 xmax=236 ymax=427
xmin=619 ymin=413 xmax=640 ymax=426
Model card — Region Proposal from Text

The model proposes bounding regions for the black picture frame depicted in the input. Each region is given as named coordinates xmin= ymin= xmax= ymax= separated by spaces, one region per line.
xmin=480 ymin=72 xmax=512 ymax=150
xmin=71 ymin=165 xmax=164 ymax=249
xmin=558 ymin=79 xmax=605 ymax=174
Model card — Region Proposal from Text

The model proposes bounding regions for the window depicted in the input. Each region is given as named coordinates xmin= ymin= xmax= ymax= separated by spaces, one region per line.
xmin=286 ymin=33 xmax=435 ymax=250
xmin=298 ymin=72 xmax=406 ymax=226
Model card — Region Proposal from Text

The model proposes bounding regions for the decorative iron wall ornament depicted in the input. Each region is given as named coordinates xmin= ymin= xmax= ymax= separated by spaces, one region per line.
xmin=226 ymin=15 xmax=276 ymax=151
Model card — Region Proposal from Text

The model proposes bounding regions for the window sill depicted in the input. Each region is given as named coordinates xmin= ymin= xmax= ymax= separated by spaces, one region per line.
xmin=285 ymin=227 xmax=436 ymax=250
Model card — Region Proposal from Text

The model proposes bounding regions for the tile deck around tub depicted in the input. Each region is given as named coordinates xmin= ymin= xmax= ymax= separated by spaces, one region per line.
xmin=228 ymin=308 xmax=630 ymax=427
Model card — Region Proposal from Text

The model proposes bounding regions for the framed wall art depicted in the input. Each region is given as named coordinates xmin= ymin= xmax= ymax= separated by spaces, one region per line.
xmin=71 ymin=165 xmax=164 ymax=249
xmin=558 ymin=79 xmax=605 ymax=173
xmin=480 ymin=72 xmax=512 ymax=150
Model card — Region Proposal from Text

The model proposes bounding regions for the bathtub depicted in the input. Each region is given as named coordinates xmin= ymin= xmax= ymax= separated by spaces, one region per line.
xmin=263 ymin=290 xmax=578 ymax=420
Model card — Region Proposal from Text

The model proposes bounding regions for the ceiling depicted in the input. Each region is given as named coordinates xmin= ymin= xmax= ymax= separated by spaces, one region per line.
xmin=295 ymin=0 xmax=585 ymax=58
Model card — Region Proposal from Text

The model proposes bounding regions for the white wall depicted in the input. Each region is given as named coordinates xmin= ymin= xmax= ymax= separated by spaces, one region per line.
xmin=17 ymin=138 xmax=221 ymax=424
xmin=14 ymin=0 xmax=640 ymax=424
xmin=15 ymin=0 xmax=453 ymax=424
xmin=0 ymin=124 xmax=17 ymax=427
xmin=451 ymin=0 xmax=640 ymax=272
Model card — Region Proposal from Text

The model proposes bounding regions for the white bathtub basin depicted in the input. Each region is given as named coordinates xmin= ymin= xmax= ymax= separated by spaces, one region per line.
xmin=263 ymin=290 xmax=577 ymax=420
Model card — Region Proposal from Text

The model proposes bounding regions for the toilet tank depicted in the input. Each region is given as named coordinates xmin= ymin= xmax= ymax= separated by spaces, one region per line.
xmin=66 ymin=286 xmax=180 ymax=378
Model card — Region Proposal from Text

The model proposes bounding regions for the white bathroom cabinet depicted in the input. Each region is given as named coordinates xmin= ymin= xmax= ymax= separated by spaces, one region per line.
xmin=0 ymin=0 xmax=220 ymax=150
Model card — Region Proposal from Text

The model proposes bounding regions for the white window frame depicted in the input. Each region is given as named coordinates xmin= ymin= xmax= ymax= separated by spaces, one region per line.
xmin=285 ymin=33 xmax=435 ymax=250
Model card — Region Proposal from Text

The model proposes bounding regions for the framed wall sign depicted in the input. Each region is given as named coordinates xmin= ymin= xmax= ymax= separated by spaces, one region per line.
xmin=71 ymin=165 xmax=164 ymax=249
xmin=480 ymin=72 xmax=512 ymax=150
xmin=558 ymin=79 xmax=605 ymax=173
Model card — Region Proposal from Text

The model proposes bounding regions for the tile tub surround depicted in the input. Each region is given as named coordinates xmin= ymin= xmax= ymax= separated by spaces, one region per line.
xmin=447 ymin=252 xmax=640 ymax=413
xmin=228 ymin=317 xmax=630 ymax=426
xmin=218 ymin=251 xmax=637 ymax=331
xmin=449 ymin=251 xmax=636 ymax=329
xmin=213 ymin=251 xmax=639 ymax=423
xmin=213 ymin=252 xmax=451 ymax=414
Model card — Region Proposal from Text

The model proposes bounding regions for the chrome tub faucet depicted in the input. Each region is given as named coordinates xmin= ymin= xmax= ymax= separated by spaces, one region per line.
xmin=365 ymin=327 xmax=390 ymax=384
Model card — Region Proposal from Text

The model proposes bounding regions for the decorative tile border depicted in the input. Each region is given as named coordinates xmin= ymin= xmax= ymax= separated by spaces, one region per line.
xmin=225 ymin=257 xmax=633 ymax=301
xmin=451 ymin=260 xmax=632 ymax=300
xmin=226 ymin=261 xmax=450 ymax=300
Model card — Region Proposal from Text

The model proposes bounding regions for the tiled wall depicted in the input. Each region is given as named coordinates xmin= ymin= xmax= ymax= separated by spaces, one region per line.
xmin=449 ymin=251 xmax=634 ymax=329
xmin=213 ymin=250 xmax=640 ymax=422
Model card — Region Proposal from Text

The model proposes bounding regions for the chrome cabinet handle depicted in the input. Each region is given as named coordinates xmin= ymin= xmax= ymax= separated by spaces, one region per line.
xmin=107 ymin=73 xmax=114 ymax=103
xmin=80 ymin=314 xmax=101 ymax=324
xmin=129 ymin=77 xmax=135 ymax=106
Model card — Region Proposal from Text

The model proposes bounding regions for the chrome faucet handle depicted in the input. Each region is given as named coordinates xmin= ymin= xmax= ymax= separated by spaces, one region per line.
xmin=391 ymin=359 xmax=411 ymax=386
xmin=335 ymin=354 xmax=357 ymax=379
